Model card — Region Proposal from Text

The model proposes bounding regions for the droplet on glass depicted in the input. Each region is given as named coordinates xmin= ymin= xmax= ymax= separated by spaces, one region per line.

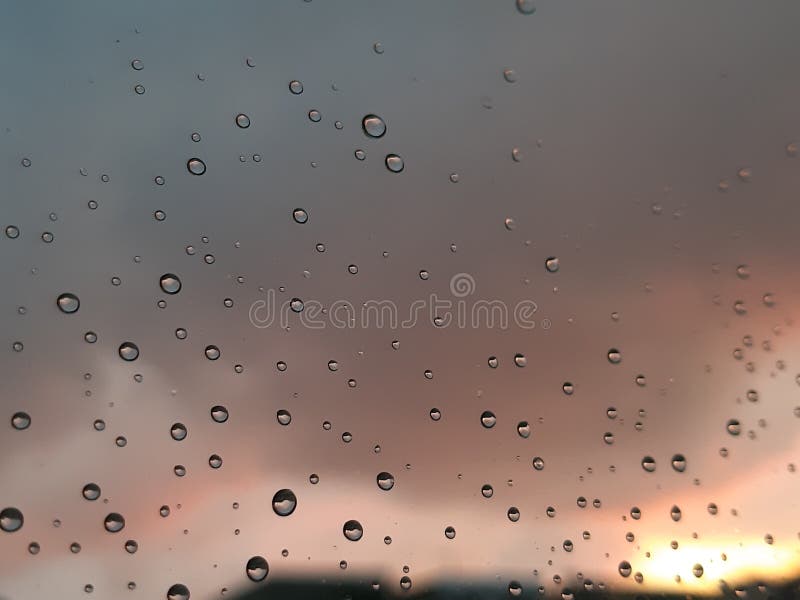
xmin=56 ymin=293 xmax=80 ymax=314
xmin=159 ymin=273 xmax=181 ymax=294
xmin=362 ymin=114 xmax=386 ymax=138
xmin=385 ymin=154 xmax=404 ymax=173
xmin=187 ymin=158 xmax=206 ymax=175
xmin=118 ymin=342 xmax=140 ymax=361
xmin=272 ymin=489 xmax=297 ymax=516
xmin=343 ymin=519 xmax=363 ymax=541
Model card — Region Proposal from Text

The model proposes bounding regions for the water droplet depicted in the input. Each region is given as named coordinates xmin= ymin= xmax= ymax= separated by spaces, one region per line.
xmin=514 ymin=353 xmax=527 ymax=367
xmin=618 ymin=561 xmax=632 ymax=578
xmin=308 ymin=109 xmax=321 ymax=122
xmin=692 ymin=563 xmax=704 ymax=578
xmin=170 ymin=423 xmax=187 ymax=441
xmin=166 ymin=583 xmax=190 ymax=600
xmin=445 ymin=526 xmax=456 ymax=539
xmin=517 ymin=421 xmax=531 ymax=438
xmin=607 ymin=348 xmax=622 ymax=364
xmin=641 ymin=456 xmax=656 ymax=472
xmin=385 ymin=154 xmax=404 ymax=173
xmin=292 ymin=208 xmax=308 ymax=224
xmin=532 ymin=456 xmax=545 ymax=470
xmin=429 ymin=407 xmax=441 ymax=421
xmin=276 ymin=409 xmax=291 ymax=425
xmin=670 ymin=505 xmax=682 ymax=521
xmin=737 ymin=167 xmax=752 ymax=182
xmin=103 ymin=512 xmax=125 ymax=533
xmin=159 ymin=273 xmax=181 ymax=294
xmin=208 ymin=454 xmax=222 ymax=469
xmin=400 ymin=576 xmax=412 ymax=591
xmin=0 ymin=507 xmax=23 ymax=532
xmin=134 ymin=84 xmax=145 ymax=95
xmin=272 ymin=489 xmax=297 ymax=516
xmin=507 ymin=506 xmax=520 ymax=522
xmin=82 ymin=483 xmax=101 ymax=501
xmin=727 ymin=419 xmax=741 ymax=436
xmin=205 ymin=345 xmax=220 ymax=360
xmin=118 ymin=342 xmax=139 ymax=361
xmin=343 ymin=519 xmax=363 ymax=541
xmin=671 ymin=454 xmax=687 ymax=472
xmin=207 ymin=405 xmax=229 ymax=424
xmin=377 ymin=472 xmax=395 ymax=491
xmin=511 ymin=147 xmax=523 ymax=162
xmin=508 ymin=581 xmax=523 ymax=596
xmin=235 ymin=114 xmax=250 ymax=128
xmin=362 ymin=114 xmax=386 ymax=138
xmin=480 ymin=411 xmax=497 ymax=428
xmin=131 ymin=59 xmax=143 ymax=70
xmin=56 ymin=293 xmax=80 ymax=314
xmin=562 ymin=382 xmax=574 ymax=395
xmin=11 ymin=412 xmax=30 ymax=430
xmin=481 ymin=484 xmax=494 ymax=498
xmin=187 ymin=158 xmax=206 ymax=175
xmin=603 ymin=432 xmax=614 ymax=445
xmin=503 ymin=68 xmax=518 ymax=83
xmin=545 ymin=257 xmax=560 ymax=273
xmin=5 ymin=225 xmax=20 ymax=239
xmin=516 ymin=0 xmax=536 ymax=14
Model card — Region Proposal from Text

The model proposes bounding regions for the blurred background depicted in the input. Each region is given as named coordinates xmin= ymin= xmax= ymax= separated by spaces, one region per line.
xmin=1 ymin=1 xmax=799 ymax=598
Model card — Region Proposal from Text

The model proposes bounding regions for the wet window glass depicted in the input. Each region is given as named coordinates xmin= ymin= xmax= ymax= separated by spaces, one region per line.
xmin=1 ymin=2 xmax=799 ymax=599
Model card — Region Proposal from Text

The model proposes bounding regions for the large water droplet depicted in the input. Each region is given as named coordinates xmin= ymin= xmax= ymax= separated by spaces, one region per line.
xmin=11 ymin=412 xmax=30 ymax=430
xmin=82 ymin=483 xmax=101 ymax=501
xmin=56 ymin=293 xmax=80 ymax=314
xmin=516 ymin=0 xmax=536 ymax=14
xmin=187 ymin=158 xmax=206 ymax=175
xmin=343 ymin=519 xmax=363 ymax=541
xmin=292 ymin=208 xmax=308 ymax=224
xmin=641 ymin=456 xmax=656 ymax=472
xmin=0 ymin=507 xmax=23 ymax=532
xmin=377 ymin=472 xmax=395 ymax=491
xmin=362 ymin=114 xmax=386 ymax=138
xmin=618 ymin=561 xmax=632 ymax=577
xmin=272 ymin=489 xmax=297 ymax=516
xmin=170 ymin=423 xmax=187 ymax=441
xmin=235 ymin=114 xmax=251 ymax=128
xmin=103 ymin=512 xmax=125 ymax=533
xmin=671 ymin=454 xmax=687 ymax=472
xmin=480 ymin=410 xmax=497 ymax=428
xmin=210 ymin=405 xmax=229 ymax=423
xmin=118 ymin=342 xmax=139 ymax=361
xmin=246 ymin=556 xmax=269 ymax=582
xmin=385 ymin=154 xmax=404 ymax=173
xmin=159 ymin=274 xmax=181 ymax=294
xmin=166 ymin=583 xmax=190 ymax=600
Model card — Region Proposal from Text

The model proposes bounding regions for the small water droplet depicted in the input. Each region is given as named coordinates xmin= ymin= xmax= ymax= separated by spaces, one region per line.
xmin=545 ymin=257 xmax=560 ymax=273
xmin=235 ymin=114 xmax=250 ymax=128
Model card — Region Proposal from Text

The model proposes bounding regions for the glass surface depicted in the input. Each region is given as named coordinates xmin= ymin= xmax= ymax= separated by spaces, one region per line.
xmin=1 ymin=2 xmax=800 ymax=599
